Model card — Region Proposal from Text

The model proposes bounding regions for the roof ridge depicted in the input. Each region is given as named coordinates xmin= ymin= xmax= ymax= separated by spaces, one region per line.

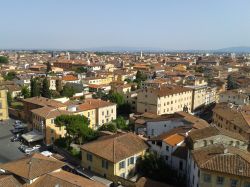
xmin=48 ymin=171 xmax=82 ymax=187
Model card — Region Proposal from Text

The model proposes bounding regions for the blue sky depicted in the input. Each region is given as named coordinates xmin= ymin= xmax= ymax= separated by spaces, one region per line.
xmin=1 ymin=0 xmax=250 ymax=50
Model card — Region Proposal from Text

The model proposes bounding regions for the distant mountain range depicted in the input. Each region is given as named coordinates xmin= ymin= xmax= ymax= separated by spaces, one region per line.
xmin=3 ymin=46 xmax=250 ymax=53
xmin=213 ymin=46 xmax=250 ymax=53
xmin=85 ymin=46 xmax=250 ymax=53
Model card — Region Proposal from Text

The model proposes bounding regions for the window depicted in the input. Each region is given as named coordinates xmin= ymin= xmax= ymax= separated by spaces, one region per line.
xmin=165 ymin=155 xmax=168 ymax=161
xmin=51 ymin=118 xmax=55 ymax=124
xmin=231 ymin=179 xmax=238 ymax=187
xmin=119 ymin=161 xmax=125 ymax=169
xmin=179 ymin=161 xmax=183 ymax=170
xmin=156 ymin=141 xmax=162 ymax=147
xmin=166 ymin=146 xmax=169 ymax=151
xmin=111 ymin=109 xmax=113 ymax=113
xmin=102 ymin=159 xmax=108 ymax=169
xmin=217 ymin=176 xmax=224 ymax=185
xmin=102 ymin=111 xmax=104 ymax=116
xmin=203 ymin=174 xmax=211 ymax=183
xmin=130 ymin=157 xmax=134 ymax=165
xmin=87 ymin=153 xmax=93 ymax=162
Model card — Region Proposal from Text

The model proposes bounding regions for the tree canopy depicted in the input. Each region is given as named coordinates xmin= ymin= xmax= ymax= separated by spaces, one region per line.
xmin=21 ymin=86 xmax=30 ymax=99
xmin=98 ymin=123 xmax=117 ymax=133
xmin=61 ymin=84 xmax=76 ymax=98
xmin=30 ymin=78 xmax=41 ymax=97
xmin=41 ymin=77 xmax=51 ymax=98
xmin=227 ymin=75 xmax=240 ymax=90
xmin=55 ymin=114 xmax=98 ymax=144
xmin=4 ymin=72 xmax=16 ymax=81
xmin=0 ymin=56 xmax=8 ymax=64
xmin=46 ymin=61 xmax=52 ymax=73
xmin=137 ymin=152 xmax=184 ymax=185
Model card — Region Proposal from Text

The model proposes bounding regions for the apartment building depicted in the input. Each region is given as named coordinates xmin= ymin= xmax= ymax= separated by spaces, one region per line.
xmin=22 ymin=96 xmax=67 ymax=123
xmin=134 ymin=111 xmax=209 ymax=137
xmin=75 ymin=98 xmax=117 ymax=129
xmin=137 ymin=85 xmax=193 ymax=115
xmin=81 ymin=133 xmax=148 ymax=183
xmin=186 ymin=126 xmax=249 ymax=187
xmin=212 ymin=103 xmax=250 ymax=141
xmin=82 ymin=77 xmax=113 ymax=85
xmin=0 ymin=89 xmax=9 ymax=120
xmin=187 ymin=144 xmax=250 ymax=187
xmin=219 ymin=89 xmax=250 ymax=105
xmin=62 ymin=75 xmax=80 ymax=84
xmin=148 ymin=127 xmax=188 ymax=177
xmin=31 ymin=106 xmax=71 ymax=145
xmin=184 ymin=78 xmax=207 ymax=113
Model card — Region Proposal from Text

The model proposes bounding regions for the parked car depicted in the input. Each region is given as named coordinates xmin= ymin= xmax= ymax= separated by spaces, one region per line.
xmin=12 ymin=128 xmax=24 ymax=134
xmin=25 ymin=147 xmax=34 ymax=154
xmin=15 ymin=120 xmax=21 ymax=125
xmin=10 ymin=134 xmax=20 ymax=142
xmin=33 ymin=145 xmax=41 ymax=150
xmin=19 ymin=144 xmax=28 ymax=152
xmin=14 ymin=125 xmax=26 ymax=129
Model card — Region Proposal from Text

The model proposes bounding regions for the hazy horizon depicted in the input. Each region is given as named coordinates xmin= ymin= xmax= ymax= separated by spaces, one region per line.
xmin=1 ymin=0 xmax=250 ymax=50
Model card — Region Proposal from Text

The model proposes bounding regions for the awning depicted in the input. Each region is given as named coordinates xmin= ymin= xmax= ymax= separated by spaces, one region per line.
xmin=21 ymin=131 xmax=44 ymax=142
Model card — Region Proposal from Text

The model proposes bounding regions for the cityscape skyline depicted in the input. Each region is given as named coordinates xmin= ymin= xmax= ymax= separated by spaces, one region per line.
xmin=1 ymin=0 xmax=250 ymax=50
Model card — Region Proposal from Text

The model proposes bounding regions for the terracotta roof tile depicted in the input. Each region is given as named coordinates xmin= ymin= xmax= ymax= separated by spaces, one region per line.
xmin=81 ymin=133 xmax=149 ymax=163
xmin=0 ymin=153 xmax=65 ymax=180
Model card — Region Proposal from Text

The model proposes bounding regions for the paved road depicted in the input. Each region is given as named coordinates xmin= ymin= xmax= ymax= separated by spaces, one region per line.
xmin=0 ymin=119 xmax=25 ymax=163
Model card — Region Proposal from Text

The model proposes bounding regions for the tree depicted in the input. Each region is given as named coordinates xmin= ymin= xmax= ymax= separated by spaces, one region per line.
xmin=56 ymin=79 xmax=63 ymax=93
xmin=46 ymin=61 xmax=52 ymax=73
xmin=124 ymin=78 xmax=132 ymax=83
xmin=0 ymin=56 xmax=8 ymax=64
xmin=7 ymin=92 xmax=12 ymax=106
xmin=109 ymin=92 xmax=124 ymax=106
xmin=137 ymin=152 xmax=182 ymax=185
xmin=114 ymin=116 xmax=127 ymax=130
xmin=55 ymin=114 xmax=98 ymax=144
xmin=21 ymin=86 xmax=30 ymax=99
xmin=118 ymin=103 xmax=131 ymax=115
xmin=61 ymin=84 xmax=76 ymax=98
xmin=41 ymin=78 xmax=51 ymax=98
xmin=227 ymin=75 xmax=239 ymax=90
xmin=98 ymin=123 xmax=117 ymax=133
xmin=135 ymin=70 xmax=147 ymax=82
xmin=4 ymin=72 xmax=16 ymax=81
xmin=75 ymin=67 xmax=88 ymax=73
xmin=30 ymin=78 xmax=40 ymax=97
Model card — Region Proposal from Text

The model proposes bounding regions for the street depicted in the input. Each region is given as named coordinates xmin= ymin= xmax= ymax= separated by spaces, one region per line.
xmin=0 ymin=119 xmax=25 ymax=163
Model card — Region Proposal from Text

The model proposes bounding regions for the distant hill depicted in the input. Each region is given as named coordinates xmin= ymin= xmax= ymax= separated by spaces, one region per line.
xmin=214 ymin=46 xmax=250 ymax=53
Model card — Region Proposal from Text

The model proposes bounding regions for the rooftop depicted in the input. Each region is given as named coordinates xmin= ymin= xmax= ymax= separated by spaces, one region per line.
xmin=81 ymin=133 xmax=149 ymax=163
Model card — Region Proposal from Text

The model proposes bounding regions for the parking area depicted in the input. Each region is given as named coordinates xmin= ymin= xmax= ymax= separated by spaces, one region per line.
xmin=0 ymin=119 xmax=25 ymax=163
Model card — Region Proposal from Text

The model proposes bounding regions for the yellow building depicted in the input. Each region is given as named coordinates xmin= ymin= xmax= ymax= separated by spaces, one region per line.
xmin=137 ymin=85 xmax=193 ymax=115
xmin=188 ymin=144 xmax=250 ymax=187
xmin=0 ymin=89 xmax=9 ymax=120
xmin=81 ymin=133 xmax=149 ymax=182
xmin=83 ymin=77 xmax=113 ymax=85
xmin=74 ymin=98 xmax=117 ymax=129
xmin=212 ymin=103 xmax=250 ymax=141
xmin=31 ymin=106 xmax=72 ymax=145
